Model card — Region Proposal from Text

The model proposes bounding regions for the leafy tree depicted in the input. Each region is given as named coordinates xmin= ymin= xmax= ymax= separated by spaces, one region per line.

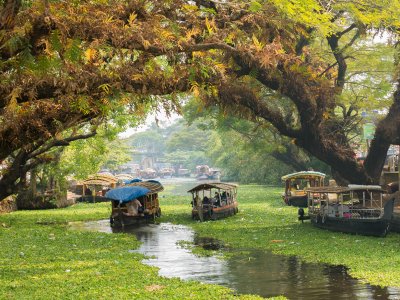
xmin=181 ymin=0 xmax=400 ymax=184
xmin=1 ymin=0 xmax=400 ymax=202
xmin=184 ymin=99 xmax=330 ymax=184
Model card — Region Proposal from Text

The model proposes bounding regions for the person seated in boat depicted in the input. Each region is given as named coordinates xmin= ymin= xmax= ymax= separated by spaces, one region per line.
xmin=214 ymin=192 xmax=221 ymax=206
xmin=290 ymin=183 xmax=299 ymax=191
xmin=221 ymin=191 xmax=228 ymax=205
xmin=203 ymin=196 xmax=210 ymax=205
xmin=124 ymin=199 xmax=143 ymax=216
xmin=192 ymin=195 xmax=200 ymax=207
xmin=290 ymin=183 xmax=299 ymax=196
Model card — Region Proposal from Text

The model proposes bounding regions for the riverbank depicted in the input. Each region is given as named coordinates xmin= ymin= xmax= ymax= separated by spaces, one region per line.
xmin=160 ymin=184 xmax=400 ymax=287
xmin=0 ymin=202 xmax=267 ymax=299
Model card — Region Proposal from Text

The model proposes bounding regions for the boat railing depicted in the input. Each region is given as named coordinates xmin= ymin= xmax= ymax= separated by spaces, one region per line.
xmin=309 ymin=206 xmax=383 ymax=219
xmin=348 ymin=208 xmax=383 ymax=219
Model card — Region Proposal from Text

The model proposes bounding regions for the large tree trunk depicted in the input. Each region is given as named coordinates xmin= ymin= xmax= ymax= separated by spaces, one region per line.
xmin=364 ymin=83 xmax=400 ymax=182
xmin=295 ymin=130 xmax=370 ymax=184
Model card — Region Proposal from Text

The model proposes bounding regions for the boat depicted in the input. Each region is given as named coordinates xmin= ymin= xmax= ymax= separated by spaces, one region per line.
xmin=304 ymin=185 xmax=395 ymax=237
xmin=77 ymin=173 xmax=118 ymax=203
xmin=281 ymin=171 xmax=326 ymax=207
xmin=188 ymin=182 xmax=238 ymax=221
xmin=106 ymin=180 xmax=163 ymax=227
xmin=390 ymin=191 xmax=400 ymax=233
xmin=159 ymin=168 xmax=174 ymax=178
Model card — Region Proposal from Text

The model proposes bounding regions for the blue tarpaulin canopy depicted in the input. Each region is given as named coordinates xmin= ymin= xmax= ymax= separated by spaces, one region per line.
xmin=124 ymin=178 xmax=142 ymax=184
xmin=105 ymin=186 xmax=150 ymax=203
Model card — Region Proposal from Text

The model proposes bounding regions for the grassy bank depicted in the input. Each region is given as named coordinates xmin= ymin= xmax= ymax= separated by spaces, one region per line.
xmin=0 ymin=202 xmax=266 ymax=299
xmin=160 ymin=184 xmax=400 ymax=287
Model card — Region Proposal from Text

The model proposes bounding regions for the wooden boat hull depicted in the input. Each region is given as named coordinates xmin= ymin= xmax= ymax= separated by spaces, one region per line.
xmin=76 ymin=195 xmax=113 ymax=203
xmin=284 ymin=195 xmax=308 ymax=208
xmin=192 ymin=202 xmax=238 ymax=221
xmin=110 ymin=213 xmax=158 ymax=227
xmin=310 ymin=215 xmax=390 ymax=237
xmin=391 ymin=211 xmax=400 ymax=233
xmin=310 ymin=199 xmax=394 ymax=237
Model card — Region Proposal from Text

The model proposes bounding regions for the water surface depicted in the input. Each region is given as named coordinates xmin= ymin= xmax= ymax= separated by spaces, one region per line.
xmin=69 ymin=220 xmax=400 ymax=300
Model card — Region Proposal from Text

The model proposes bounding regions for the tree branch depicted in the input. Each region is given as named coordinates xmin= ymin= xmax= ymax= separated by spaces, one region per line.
xmin=0 ymin=0 xmax=21 ymax=30
xmin=27 ymin=129 xmax=98 ymax=160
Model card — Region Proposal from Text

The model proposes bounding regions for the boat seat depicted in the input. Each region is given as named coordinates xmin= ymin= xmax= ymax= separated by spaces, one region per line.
xmin=291 ymin=190 xmax=306 ymax=196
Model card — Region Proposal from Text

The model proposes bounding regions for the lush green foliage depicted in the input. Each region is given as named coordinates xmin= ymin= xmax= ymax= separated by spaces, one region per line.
xmin=183 ymin=101 xmax=331 ymax=184
xmin=59 ymin=130 xmax=131 ymax=180
xmin=1 ymin=0 xmax=400 ymax=201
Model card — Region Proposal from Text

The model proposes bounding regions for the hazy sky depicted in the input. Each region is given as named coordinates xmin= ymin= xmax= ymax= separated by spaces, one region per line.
xmin=119 ymin=111 xmax=181 ymax=138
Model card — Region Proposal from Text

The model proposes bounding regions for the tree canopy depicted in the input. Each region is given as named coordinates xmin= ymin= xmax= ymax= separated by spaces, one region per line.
xmin=1 ymin=0 xmax=400 ymax=201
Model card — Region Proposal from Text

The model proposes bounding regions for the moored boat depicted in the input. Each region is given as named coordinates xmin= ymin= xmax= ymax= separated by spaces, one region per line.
xmin=188 ymin=182 xmax=238 ymax=221
xmin=304 ymin=185 xmax=394 ymax=237
xmin=281 ymin=171 xmax=326 ymax=207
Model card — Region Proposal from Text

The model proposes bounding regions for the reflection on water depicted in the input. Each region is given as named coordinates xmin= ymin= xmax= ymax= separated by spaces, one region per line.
xmin=69 ymin=220 xmax=400 ymax=300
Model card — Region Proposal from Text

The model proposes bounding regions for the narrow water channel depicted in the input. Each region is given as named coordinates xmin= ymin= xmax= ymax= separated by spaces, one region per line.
xmin=69 ymin=220 xmax=400 ymax=300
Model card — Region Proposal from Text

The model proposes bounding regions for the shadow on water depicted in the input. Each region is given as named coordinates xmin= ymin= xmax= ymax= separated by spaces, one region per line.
xmin=69 ymin=220 xmax=400 ymax=300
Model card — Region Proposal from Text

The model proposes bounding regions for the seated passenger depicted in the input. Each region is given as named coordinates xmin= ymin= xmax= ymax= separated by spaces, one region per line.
xmin=192 ymin=195 xmax=200 ymax=207
xmin=214 ymin=192 xmax=221 ymax=206
xmin=203 ymin=196 xmax=210 ymax=205
xmin=125 ymin=199 xmax=142 ymax=216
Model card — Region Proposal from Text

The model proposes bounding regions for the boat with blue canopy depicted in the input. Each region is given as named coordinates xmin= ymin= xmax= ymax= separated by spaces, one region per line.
xmin=106 ymin=180 xmax=164 ymax=227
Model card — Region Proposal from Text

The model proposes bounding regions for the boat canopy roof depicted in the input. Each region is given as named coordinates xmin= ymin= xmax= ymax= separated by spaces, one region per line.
xmin=105 ymin=180 xmax=164 ymax=202
xmin=127 ymin=180 xmax=164 ymax=193
xmin=105 ymin=186 xmax=150 ymax=203
xmin=281 ymin=171 xmax=326 ymax=181
xmin=82 ymin=173 xmax=118 ymax=186
xmin=305 ymin=185 xmax=384 ymax=194
xmin=187 ymin=182 xmax=238 ymax=193
xmin=115 ymin=173 xmax=134 ymax=181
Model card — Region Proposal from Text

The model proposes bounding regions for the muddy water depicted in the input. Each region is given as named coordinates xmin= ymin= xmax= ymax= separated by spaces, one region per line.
xmin=69 ymin=220 xmax=400 ymax=300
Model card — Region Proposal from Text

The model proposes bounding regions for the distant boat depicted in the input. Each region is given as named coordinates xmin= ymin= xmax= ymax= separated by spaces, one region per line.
xmin=281 ymin=171 xmax=326 ymax=207
xmin=304 ymin=185 xmax=394 ymax=237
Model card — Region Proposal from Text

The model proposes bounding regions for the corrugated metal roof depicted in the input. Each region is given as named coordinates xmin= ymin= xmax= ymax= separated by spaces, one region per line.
xmin=305 ymin=185 xmax=384 ymax=193
xmin=187 ymin=182 xmax=238 ymax=193
xmin=281 ymin=171 xmax=326 ymax=181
